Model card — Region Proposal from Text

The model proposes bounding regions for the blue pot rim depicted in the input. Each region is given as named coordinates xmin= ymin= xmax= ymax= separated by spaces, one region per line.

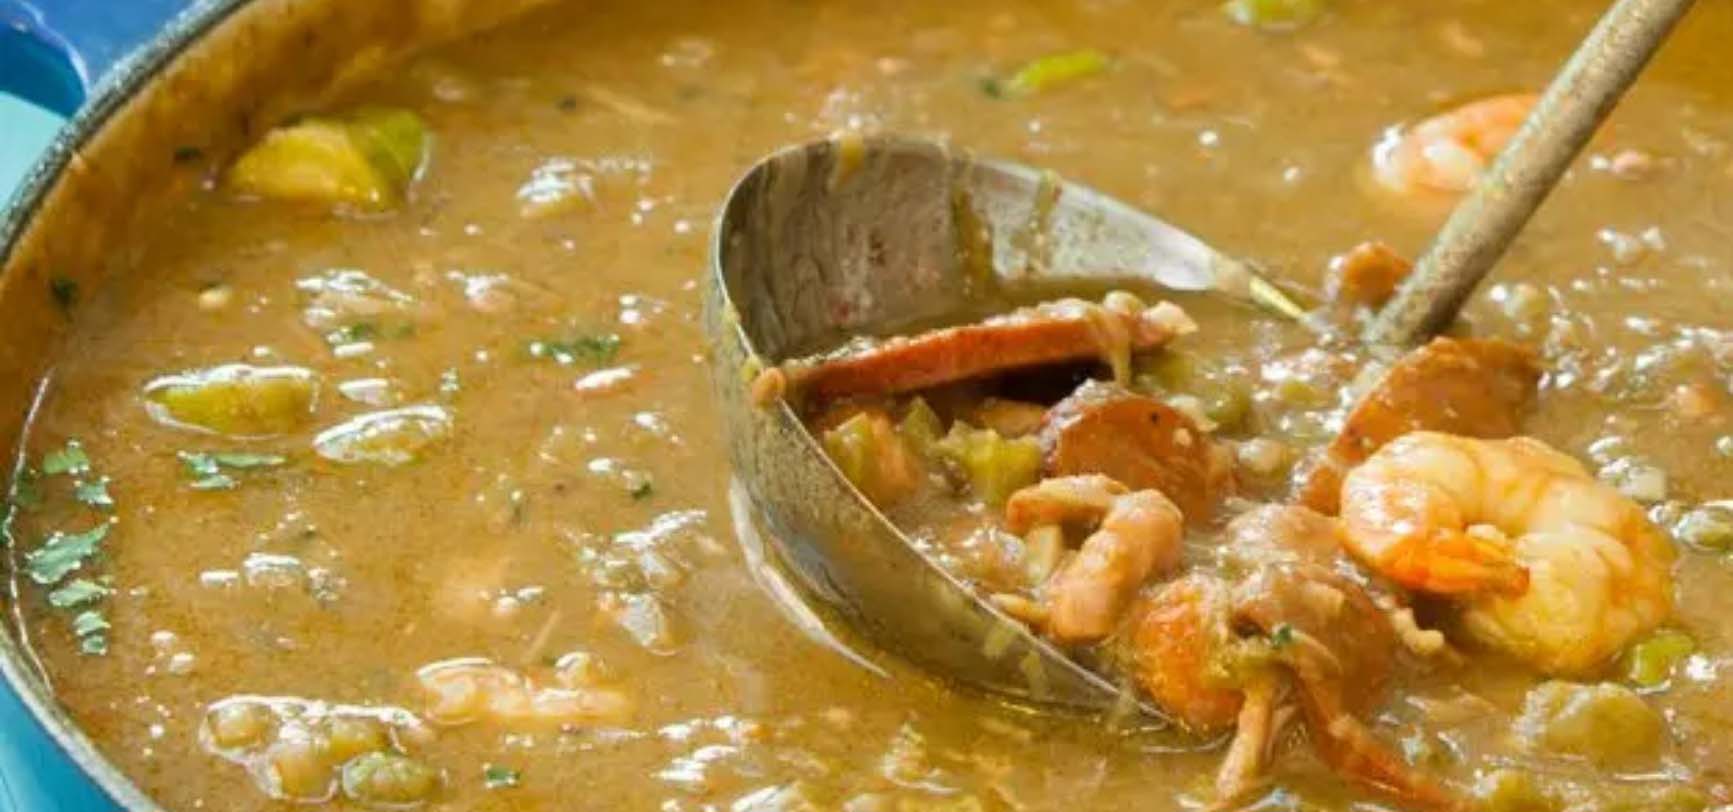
xmin=0 ymin=0 xmax=250 ymax=807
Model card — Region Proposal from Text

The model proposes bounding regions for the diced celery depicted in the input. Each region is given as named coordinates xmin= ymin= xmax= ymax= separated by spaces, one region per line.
xmin=340 ymin=751 xmax=442 ymax=806
xmin=1474 ymin=768 xmax=1559 ymax=812
xmin=1516 ymin=681 xmax=1663 ymax=767
xmin=985 ymin=49 xmax=1111 ymax=98
xmin=1622 ymin=629 xmax=1695 ymax=689
xmin=935 ymin=423 xmax=1043 ymax=506
xmin=897 ymin=398 xmax=944 ymax=458
xmin=143 ymin=364 xmax=318 ymax=437
xmin=1673 ymin=503 xmax=1733 ymax=551
xmin=313 ymin=405 xmax=453 ymax=467
xmin=227 ymin=108 xmax=429 ymax=211
xmin=1223 ymin=0 xmax=1330 ymax=30
xmin=822 ymin=412 xmax=919 ymax=506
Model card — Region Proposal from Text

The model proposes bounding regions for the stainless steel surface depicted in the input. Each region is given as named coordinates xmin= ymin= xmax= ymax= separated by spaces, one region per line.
xmin=1364 ymin=0 xmax=1697 ymax=347
xmin=704 ymin=134 xmax=1301 ymax=718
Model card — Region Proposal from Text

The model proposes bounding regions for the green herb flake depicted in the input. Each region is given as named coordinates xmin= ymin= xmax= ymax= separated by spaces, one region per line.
xmin=482 ymin=763 xmax=521 ymax=789
xmin=73 ymin=477 xmax=114 ymax=510
xmin=49 ymin=276 xmax=78 ymax=312
xmin=178 ymin=451 xmax=286 ymax=490
xmin=526 ymin=333 xmax=622 ymax=367
xmin=172 ymin=145 xmax=205 ymax=163
xmin=41 ymin=441 xmax=91 ymax=476
xmin=71 ymin=609 xmax=110 ymax=656
xmin=48 ymin=578 xmax=111 ymax=609
xmin=24 ymin=523 xmax=111 ymax=585
xmin=1270 ymin=623 xmax=1296 ymax=649
xmin=326 ymin=321 xmax=381 ymax=346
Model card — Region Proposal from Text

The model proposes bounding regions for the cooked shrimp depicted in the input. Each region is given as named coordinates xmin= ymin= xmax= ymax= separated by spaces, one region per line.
xmin=1123 ymin=558 xmax=1457 ymax=809
xmin=1125 ymin=575 xmax=1245 ymax=734
xmin=1325 ymin=240 xmax=1412 ymax=311
xmin=1371 ymin=93 xmax=1537 ymax=196
xmin=1340 ymin=432 xmax=1675 ymax=675
xmin=782 ymin=293 xmax=1196 ymax=402
xmin=1004 ymin=475 xmax=1184 ymax=643
xmin=1296 ymin=337 xmax=1540 ymax=515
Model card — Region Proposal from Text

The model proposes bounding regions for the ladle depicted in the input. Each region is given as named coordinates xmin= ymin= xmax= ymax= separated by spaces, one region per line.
xmin=703 ymin=0 xmax=1695 ymax=718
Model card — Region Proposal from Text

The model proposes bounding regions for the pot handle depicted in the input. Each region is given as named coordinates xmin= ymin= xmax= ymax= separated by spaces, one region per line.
xmin=0 ymin=0 xmax=190 ymax=116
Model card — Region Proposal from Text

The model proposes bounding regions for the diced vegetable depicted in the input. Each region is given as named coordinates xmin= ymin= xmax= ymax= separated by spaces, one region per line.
xmin=821 ymin=411 xmax=922 ymax=507
xmin=1516 ymin=681 xmax=1663 ymax=767
xmin=204 ymin=701 xmax=278 ymax=752
xmin=340 ymin=751 xmax=442 ymax=807
xmin=47 ymin=578 xmax=110 ymax=609
xmin=1622 ymin=629 xmax=1695 ymax=689
xmin=1134 ymin=351 xmax=1252 ymax=431
xmin=935 ymin=423 xmax=1043 ymax=506
xmin=1473 ymin=769 xmax=1559 ymax=812
xmin=143 ymin=364 xmax=318 ymax=437
xmin=313 ymin=405 xmax=453 ymax=467
xmin=1223 ymin=0 xmax=1330 ymax=31
xmin=897 ymin=398 xmax=944 ymax=458
xmin=324 ymin=717 xmax=390 ymax=763
xmin=1672 ymin=502 xmax=1733 ymax=551
xmin=227 ymin=107 xmax=429 ymax=211
xmin=984 ymin=49 xmax=1111 ymax=98
xmin=262 ymin=736 xmax=338 ymax=801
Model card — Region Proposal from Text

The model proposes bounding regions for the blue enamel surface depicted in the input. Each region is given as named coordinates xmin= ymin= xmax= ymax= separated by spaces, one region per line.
xmin=1 ymin=3 xmax=189 ymax=808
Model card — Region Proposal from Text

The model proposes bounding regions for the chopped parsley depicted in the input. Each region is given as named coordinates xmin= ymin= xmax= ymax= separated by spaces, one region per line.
xmin=482 ymin=763 xmax=521 ymax=789
xmin=526 ymin=333 xmax=621 ymax=367
xmin=49 ymin=276 xmax=78 ymax=312
xmin=21 ymin=439 xmax=119 ymax=656
xmin=71 ymin=611 xmax=109 ymax=655
xmin=178 ymin=451 xmax=288 ymax=490
xmin=73 ymin=477 xmax=114 ymax=510
xmin=1270 ymin=623 xmax=1296 ymax=649
xmin=41 ymin=441 xmax=91 ymax=476
xmin=47 ymin=578 xmax=111 ymax=609
xmin=24 ymin=523 xmax=111 ymax=585
xmin=326 ymin=321 xmax=380 ymax=345
xmin=629 ymin=478 xmax=655 ymax=500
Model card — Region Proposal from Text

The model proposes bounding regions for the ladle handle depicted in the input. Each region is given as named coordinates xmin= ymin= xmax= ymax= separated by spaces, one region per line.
xmin=1363 ymin=0 xmax=1697 ymax=348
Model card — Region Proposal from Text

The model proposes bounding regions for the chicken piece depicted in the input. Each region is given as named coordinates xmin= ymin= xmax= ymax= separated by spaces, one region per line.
xmin=1325 ymin=241 xmax=1412 ymax=310
xmin=1039 ymin=381 xmax=1234 ymax=522
xmin=1295 ymin=337 xmax=1539 ymax=514
xmin=782 ymin=295 xmax=1196 ymax=402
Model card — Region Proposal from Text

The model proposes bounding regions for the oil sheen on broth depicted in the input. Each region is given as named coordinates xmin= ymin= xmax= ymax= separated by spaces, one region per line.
xmin=9 ymin=0 xmax=1733 ymax=810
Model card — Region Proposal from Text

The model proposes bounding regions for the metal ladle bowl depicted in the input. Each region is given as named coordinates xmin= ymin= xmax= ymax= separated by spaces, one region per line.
xmin=701 ymin=135 xmax=1299 ymax=717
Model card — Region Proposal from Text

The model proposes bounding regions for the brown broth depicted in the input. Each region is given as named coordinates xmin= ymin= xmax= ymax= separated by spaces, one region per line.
xmin=11 ymin=0 xmax=1733 ymax=809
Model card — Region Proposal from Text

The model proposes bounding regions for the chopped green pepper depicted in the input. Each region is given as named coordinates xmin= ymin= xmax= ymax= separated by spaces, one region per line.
xmin=822 ymin=411 xmax=921 ymax=506
xmin=1622 ymin=629 xmax=1695 ymax=689
xmin=1516 ymin=681 xmax=1663 ymax=767
xmin=1223 ymin=0 xmax=1330 ymax=30
xmin=897 ymin=397 xmax=944 ymax=458
xmin=985 ymin=49 xmax=1111 ymax=98
xmin=340 ymin=751 xmax=442 ymax=806
xmin=935 ymin=423 xmax=1042 ymax=506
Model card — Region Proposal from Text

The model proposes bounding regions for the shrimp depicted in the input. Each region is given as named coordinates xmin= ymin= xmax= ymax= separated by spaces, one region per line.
xmin=1371 ymin=93 xmax=1537 ymax=196
xmin=1296 ymin=337 xmax=1540 ymax=515
xmin=1339 ymin=432 xmax=1675 ymax=675
xmin=1123 ymin=553 xmax=1457 ymax=809
xmin=1004 ymin=475 xmax=1184 ymax=643
xmin=781 ymin=293 xmax=1196 ymax=402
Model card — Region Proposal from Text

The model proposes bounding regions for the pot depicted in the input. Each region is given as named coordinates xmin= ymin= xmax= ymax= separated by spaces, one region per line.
xmin=0 ymin=2 xmax=558 ymax=807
